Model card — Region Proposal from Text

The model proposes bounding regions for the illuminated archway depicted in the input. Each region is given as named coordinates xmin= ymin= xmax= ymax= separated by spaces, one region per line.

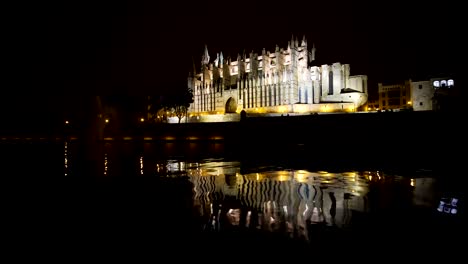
xmin=225 ymin=97 xmax=237 ymax=113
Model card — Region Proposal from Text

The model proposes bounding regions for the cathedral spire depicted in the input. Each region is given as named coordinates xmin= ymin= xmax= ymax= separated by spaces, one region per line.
xmin=301 ymin=35 xmax=307 ymax=47
xmin=201 ymin=45 xmax=210 ymax=65
xmin=219 ymin=51 xmax=224 ymax=66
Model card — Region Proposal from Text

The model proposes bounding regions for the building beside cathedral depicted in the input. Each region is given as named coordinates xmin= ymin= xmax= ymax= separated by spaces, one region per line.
xmin=185 ymin=36 xmax=368 ymax=122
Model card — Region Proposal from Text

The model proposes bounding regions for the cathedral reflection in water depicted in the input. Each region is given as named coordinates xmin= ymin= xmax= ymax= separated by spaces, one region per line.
xmin=159 ymin=160 xmax=395 ymax=240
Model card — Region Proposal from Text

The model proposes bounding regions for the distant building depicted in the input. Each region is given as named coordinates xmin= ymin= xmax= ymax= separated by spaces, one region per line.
xmin=410 ymin=81 xmax=433 ymax=111
xmin=186 ymin=36 xmax=368 ymax=122
xmin=365 ymin=99 xmax=379 ymax=111
xmin=377 ymin=78 xmax=455 ymax=112
xmin=377 ymin=81 xmax=412 ymax=111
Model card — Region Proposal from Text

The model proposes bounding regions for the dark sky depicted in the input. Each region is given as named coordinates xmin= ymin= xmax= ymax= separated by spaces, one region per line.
xmin=44 ymin=0 xmax=461 ymax=97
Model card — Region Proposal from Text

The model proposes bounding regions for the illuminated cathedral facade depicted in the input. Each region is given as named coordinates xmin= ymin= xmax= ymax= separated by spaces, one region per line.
xmin=187 ymin=36 xmax=368 ymax=119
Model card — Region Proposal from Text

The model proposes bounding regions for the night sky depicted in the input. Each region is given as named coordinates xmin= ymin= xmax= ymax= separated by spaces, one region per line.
xmin=43 ymin=0 xmax=460 ymax=97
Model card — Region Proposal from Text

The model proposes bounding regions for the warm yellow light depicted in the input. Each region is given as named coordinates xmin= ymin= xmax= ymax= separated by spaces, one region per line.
xmin=105 ymin=119 xmax=109 ymax=123
xmin=140 ymin=118 xmax=144 ymax=122
xmin=65 ymin=120 xmax=69 ymax=124
xmin=295 ymin=173 xmax=308 ymax=183
xmin=277 ymin=175 xmax=289 ymax=181
xmin=367 ymin=107 xmax=371 ymax=111
xmin=296 ymin=104 xmax=307 ymax=113
xmin=343 ymin=172 xmax=356 ymax=177
xmin=407 ymin=101 xmax=412 ymax=105
xmin=410 ymin=179 xmax=415 ymax=186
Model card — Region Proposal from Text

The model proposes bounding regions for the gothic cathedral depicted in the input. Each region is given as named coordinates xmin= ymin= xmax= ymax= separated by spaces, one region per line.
xmin=188 ymin=36 xmax=368 ymax=117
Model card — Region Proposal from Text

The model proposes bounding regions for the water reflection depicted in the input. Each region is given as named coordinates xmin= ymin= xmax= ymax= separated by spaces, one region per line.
xmin=104 ymin=153 xmax=108 ymax=175
xmin=139 ymin=156 xmax=143 ymax=175
xmin=184 ymin=162 xmax=376 ymax=240
xmin=60 ymin=141 xmax=463 ymax=246
xmin=64 ymin=142 xmax=68 ymax=176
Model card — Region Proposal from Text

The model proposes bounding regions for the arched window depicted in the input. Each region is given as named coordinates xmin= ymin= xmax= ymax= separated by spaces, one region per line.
xmin=433 ymin=80 xmax=440 ymax=87
xmin=441 ymin=80 xmax=447 ymax=87
xmin=448 ymin=79 xmax=454 ymax=86
xmin=328 ymin=71 xmax=333 ymax=95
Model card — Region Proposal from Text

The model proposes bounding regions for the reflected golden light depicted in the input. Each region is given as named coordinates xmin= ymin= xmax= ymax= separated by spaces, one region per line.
xmin=140 ymin=156 xmax=143 ymax=175
xmin=410 ymin=178 xmax=415 ymax=187
xmin=104 ymin=153 xmax=108 ymax=175
xmin=318 ymin=171 xmax=328 ymax=174
xmin=277 ymin=175 xmax=289 ymax=181
xmin=295 ymin=172 xmax=308 ymax=183
xmin=64 ymin=142 xmax=68 ymax=176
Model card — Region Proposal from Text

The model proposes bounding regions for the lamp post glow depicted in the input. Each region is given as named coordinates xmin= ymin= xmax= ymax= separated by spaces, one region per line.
xmin=140 ymin=118 xmax=144 ymax=122
xmin=105 ymin=119 xmax=109 ymax=123
xmin=65 ymin=120 xmax=69 ymax=124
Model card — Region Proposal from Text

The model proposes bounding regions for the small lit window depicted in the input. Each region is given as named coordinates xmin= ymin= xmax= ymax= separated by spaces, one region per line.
xmin=433 ymin=81 xmax=440 ymax=87
xmin=448 ymin=79 xmax=454 ymax=86
xmin=441 ymin=80 xmax=447 ymax=87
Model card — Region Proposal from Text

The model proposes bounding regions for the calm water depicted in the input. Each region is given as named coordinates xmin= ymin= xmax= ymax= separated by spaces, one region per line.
xmin=3 ymin=141 xmax=465 ymax=260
